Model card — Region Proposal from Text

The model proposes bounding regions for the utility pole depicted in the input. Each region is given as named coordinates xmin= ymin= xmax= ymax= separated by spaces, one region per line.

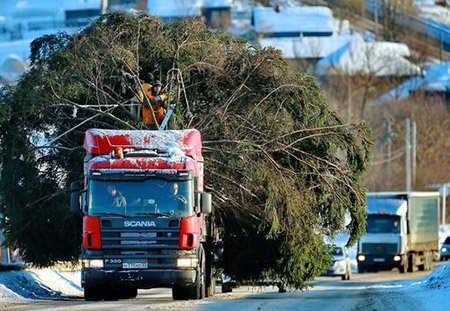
xmin=443 ymin=185 xmax=447 ymax=226
xmin=101 ymin=0 xmax=108 ymax=15
xmin=412 ymin=121 xmax=417 ymax=185
xmin=405 ymin=118 xmax=411 ymax=192
xmin=405 ymin=118 xmax=417 ymax=192
xmin=384 ymin=119 xmax=394 ymax=183
xmin=374 ymin=0 xmax=379 ymax=24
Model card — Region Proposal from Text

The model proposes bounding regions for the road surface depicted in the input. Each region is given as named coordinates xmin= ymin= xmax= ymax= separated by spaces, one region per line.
xmin=4 ymin=265 xmax=442 ymax=311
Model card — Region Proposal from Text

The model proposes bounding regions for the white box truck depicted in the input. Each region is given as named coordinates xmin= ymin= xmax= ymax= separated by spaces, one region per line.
xmin=357 ymin=192 xmax=440 ymax=273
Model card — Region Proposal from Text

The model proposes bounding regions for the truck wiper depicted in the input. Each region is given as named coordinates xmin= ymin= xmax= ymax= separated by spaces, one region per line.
xmin=98 ymin=212 xmax=128 ymax=217
xmin=133 ymin=212 xmax=173 ymax=217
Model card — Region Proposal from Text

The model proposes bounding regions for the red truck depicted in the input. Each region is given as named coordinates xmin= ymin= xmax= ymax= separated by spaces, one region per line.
xmin=70 ymin=129 xmax=215 ymax=301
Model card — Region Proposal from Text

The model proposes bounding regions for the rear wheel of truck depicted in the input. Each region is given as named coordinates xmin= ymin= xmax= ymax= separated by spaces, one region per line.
xmin=399 ymin=255 xmax=409 ymax=273
xmin=84 ymin=286 xmax=103 ymax=301
xmin=205 ymin=247 xmax=215 ymax=297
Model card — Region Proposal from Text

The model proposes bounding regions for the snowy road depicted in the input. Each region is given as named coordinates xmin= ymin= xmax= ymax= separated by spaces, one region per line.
xmin=4 ymin=266 xmax=442 ymax=311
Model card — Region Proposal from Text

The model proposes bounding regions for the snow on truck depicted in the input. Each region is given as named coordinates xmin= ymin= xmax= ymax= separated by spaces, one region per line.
xmin=357 ymin=192 xmax=440 ymax=273
xmin=70 ymin=129 xmax=215 ymax=301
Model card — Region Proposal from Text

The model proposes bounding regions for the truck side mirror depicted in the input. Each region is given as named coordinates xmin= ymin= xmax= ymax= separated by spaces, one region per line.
xmin=70 ymin=181 xmax=83 ymax=217
xmin=201 ymin=192 xmax=212 ymax=214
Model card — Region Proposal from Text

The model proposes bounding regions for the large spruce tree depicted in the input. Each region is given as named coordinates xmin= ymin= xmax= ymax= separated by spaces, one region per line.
xmin=0 ymin=12 xmax=371 ymax=288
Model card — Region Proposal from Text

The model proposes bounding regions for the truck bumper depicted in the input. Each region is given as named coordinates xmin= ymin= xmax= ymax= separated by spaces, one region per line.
xmin=82 ymin=268 xmax=197 ymax=289
xmin=357 ymin=254 xmax=402 ymax=271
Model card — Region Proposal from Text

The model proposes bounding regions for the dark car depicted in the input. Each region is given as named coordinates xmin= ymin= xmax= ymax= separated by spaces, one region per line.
xmin=441 ymin=236 xmax=450 ymax=261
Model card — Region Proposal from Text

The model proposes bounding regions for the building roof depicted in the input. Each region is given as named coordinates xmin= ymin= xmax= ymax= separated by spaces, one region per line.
xmin=252 ymin=6 xmax=334 ymax=35
xmin=148 ymin=0 xmax=202 ymax=18
xmin=258 ymin=33 xmax=362 ymax=59
xmin=202 ymin=0 xmax=232 ymax=9
xmin=376 ymin=61 xmax=450 ymax=104
xmin=316 ymin=41 xmax=420 ymax=76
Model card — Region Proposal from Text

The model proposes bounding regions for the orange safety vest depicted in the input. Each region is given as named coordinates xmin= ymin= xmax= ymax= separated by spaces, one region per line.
xmin=142 ymin=89 xmax=167 ymax=125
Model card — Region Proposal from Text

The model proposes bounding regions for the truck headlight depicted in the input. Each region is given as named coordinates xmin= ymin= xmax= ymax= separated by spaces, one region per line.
xmin=177 ymin=258 xmax=198 ymax=268
xmin=393 ymin=255 xmax=401 ymax=262
xmin=442 ymin=247 xmax=447 ymax=253
xmin=357 ymin=255 xmax=366 ymax=261
xmin=82 ymin=259 xmax=104 ymax=269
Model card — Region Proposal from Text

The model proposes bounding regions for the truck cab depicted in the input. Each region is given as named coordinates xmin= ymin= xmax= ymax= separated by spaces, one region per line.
xmin=357 ymin=195 xmax=407 ymax=272
xmin=70 ymin=129 xmax=215 ymax=301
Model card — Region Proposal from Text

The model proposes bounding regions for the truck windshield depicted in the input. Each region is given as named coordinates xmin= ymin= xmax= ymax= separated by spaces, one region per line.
xmin=366 ymin=215 xmax=401 ymax=234
xmin=88 ymin=179 xmax=193 ymax=217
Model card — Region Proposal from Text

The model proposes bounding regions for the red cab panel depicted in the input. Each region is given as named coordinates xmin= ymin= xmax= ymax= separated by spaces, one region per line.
xmin=83 ymin=215 xmax=101 ymax=249
xmin=179 ymin=215 xmax=202 ymax=249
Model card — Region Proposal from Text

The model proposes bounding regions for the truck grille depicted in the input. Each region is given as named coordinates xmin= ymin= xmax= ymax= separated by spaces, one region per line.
xmin=100 ymin=218 xmax=180 ymax=269
xmin=362 ymin=243 xmax=397 ymax=254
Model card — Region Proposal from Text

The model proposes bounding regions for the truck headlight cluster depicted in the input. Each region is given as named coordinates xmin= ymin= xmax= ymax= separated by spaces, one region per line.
xmin=393 ymin=255 xmax=401 ymax=262
xmin=82 ymin=259 xmax=104 ymax=269
xmin=442 ymin=247 xmax=448 ymax=253
xmin=176 ymin=258 xmax=198 ymax=268
xmin=357 ymin=255 xmax=366 ymax=261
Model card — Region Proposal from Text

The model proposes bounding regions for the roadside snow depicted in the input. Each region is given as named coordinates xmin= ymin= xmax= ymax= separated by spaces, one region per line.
xmin=0 ymin=268 xmax=82 ymax=305
xmin=400 ymin=263 xmax=450 ymax=310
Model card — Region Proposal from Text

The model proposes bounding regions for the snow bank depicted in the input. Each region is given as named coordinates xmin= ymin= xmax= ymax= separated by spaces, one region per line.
xmin=0 ymin=268 xmax=82 ymax=305
xmin=400 ymin=263 xmax=450 ymax=309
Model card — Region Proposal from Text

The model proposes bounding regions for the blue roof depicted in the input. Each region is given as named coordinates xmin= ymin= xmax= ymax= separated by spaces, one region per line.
xmin=252 ymin=6 xmax=334 ymax=35
xmin=148 ymin=0 xmax=202 ymax=18
xmin=367 ymin=197 xmax=407 ymax=216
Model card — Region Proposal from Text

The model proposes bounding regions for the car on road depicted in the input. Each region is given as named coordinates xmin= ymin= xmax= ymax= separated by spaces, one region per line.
xmin=323 ymin=245 xmax=352 ymax=281
xmin=440 ymin=236 xmax=450 ymax=261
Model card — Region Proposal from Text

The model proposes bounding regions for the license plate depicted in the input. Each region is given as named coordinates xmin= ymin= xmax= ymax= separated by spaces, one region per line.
xmin=374 ymin=258 xmax=385 ymax=262
xmin=122 ymin=260 xmax=148 ymax=269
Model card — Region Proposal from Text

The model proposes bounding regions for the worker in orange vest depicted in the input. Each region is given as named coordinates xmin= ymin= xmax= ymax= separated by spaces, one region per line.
xmin=142 ymin=80 xmax=168 ymax=129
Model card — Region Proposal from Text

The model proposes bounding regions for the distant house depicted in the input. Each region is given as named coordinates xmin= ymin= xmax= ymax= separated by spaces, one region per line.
xmin=316 ymin=41 xmax=421 ymax=77
xmin=0 ymin=0 xmax=100 ymax=41
xmin=259 ymin=33 xmax=362 ymax=63
xmin=202 ymin=0 xmax=232 ymax=32
xmin=252 ymin=5 xmax=356 ymax=71
xmin=252 ymin=6 xmax=335 ymax=37
xmin=376 ymin=61 xmax=450 ymax=104
xmin=63 ymin=0 xmax=101 ymax=27
xmin=148 ymin=0 xmax=203 ymax=24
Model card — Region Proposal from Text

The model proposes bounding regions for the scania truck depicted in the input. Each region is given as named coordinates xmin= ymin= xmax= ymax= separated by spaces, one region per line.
xmin=70 ymin=129 xmax=215 ymax=301
xmin=357 ymin=192 xmax=440 ymax=273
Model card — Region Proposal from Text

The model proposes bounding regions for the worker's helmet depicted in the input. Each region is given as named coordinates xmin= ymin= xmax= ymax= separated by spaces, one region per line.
xmin=153 ymin=80 xmax=162 ymax=86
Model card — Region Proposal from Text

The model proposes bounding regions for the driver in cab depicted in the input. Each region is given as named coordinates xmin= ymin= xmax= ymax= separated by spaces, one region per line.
xmin=107 ymin=186 xmax=127 ymax=208
xmin=170 ymin=183 xmax=187 ymax=210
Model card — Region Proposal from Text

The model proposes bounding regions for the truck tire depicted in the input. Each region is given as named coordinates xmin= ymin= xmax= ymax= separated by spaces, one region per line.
xmin=221 ymin=282 xmax=232 ymax=293
xmin=205 ymin=247 xmax=215 ymax=297
xmin=172 ymin=285 xmax=189 ymax=300
xmin=399 ymin=255 xmax=408 ymax=273
xmin=187 ymin=246 xmax=206 ymax=300
xmin=120 ymin=287 xmax=138 ymax=299
xmin=172 ymin=246 xmax=206 ymax=300
xmin=407 ymin=253 xmax=416 ymax=273
xmin=84 ymin=286 xmax=103 ymax=301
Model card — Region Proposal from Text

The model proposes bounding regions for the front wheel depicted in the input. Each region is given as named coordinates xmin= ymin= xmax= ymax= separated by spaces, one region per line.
xmin=84 ymin=286 xmax=103 ymax=301
xmin=172 ymin=246 xmax=206 ymax=300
